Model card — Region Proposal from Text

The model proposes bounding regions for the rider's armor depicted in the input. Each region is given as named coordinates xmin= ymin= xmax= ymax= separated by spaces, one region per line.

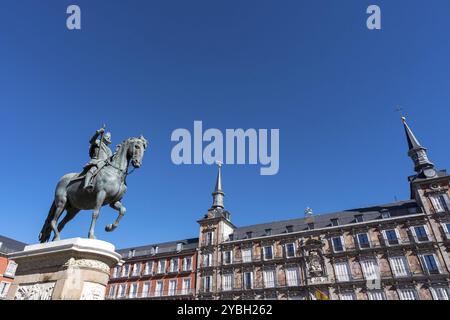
xmin=83 ymin=130 xmax=113 ymax=190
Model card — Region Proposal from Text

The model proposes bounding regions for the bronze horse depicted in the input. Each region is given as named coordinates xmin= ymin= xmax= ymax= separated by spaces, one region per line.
xmin=39 ymin=136 xmax=148 ymax=242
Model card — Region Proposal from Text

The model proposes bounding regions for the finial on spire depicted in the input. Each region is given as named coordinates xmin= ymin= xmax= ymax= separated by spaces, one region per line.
xmin=211 ymin=161 xmax=224 ymax=209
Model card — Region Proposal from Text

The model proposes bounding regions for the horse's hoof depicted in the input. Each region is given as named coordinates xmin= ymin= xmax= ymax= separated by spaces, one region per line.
xmin=88 ymin=234 xmax=96 ymax=240
xmin=105 ymin=224 xmax=116 ymax=232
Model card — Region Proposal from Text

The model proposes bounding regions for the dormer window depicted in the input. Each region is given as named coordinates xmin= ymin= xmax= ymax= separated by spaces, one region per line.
xmin=176 ymin=243 xmax=183 ymax=252
xmin=228 ymin=234 xmax=234 ymax=241
xmin=286 ymin=225 xmax=293 ymax=233
xmin=355 ymin=215 xmax=364 ymax=223
xmin=128 ymin=249 xmax=135 ymax=258
xmin=331 ymin=218 xmax=340 ymax=227
xmin=246 ymin=231 xmax=253 ymax=239
xmin=265 ymin=229 xmax=272 ymax=236
xmin=381 ymin=210 xmax=391 ymax=219
xmin=307 ymin=223 xmax=314 ymax=230
xmin=151 ymin=246 xmax=159 ymax=255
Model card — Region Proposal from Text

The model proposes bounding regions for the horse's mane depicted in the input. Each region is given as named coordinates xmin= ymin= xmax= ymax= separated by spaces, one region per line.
xmin=111 ymin=137 xmax=147 ymax=161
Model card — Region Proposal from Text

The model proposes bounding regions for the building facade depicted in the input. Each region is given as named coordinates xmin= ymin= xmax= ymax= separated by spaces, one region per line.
xmin=108 ymin=117 xmax=450 ymax=300
xmin=106 ymin=238 xmax=198 ymax=299
xmin=0 ymin=236 xmax=26 ymax=299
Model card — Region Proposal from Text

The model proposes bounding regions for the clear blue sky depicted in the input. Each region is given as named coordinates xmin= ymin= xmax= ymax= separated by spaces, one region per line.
xmin=1 ymin=0 xmax=450 ymax=248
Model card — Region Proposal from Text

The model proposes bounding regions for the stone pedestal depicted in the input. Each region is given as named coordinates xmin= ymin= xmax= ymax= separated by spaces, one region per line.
xmin=6 ymin=238 xmax=121 ymax=300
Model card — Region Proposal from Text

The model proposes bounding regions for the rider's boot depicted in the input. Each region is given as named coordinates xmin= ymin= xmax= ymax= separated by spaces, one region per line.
xmin=83 ymin=170 xmax=95 ymax=191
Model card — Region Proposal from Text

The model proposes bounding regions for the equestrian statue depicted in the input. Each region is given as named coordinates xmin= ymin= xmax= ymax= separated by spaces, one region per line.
xmin=39 ymin=126 xmax=149 ymax=242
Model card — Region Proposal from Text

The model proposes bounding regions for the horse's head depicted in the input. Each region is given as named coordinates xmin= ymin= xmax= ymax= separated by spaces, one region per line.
xmin=127 ymin=136 xmax=149 ymax=168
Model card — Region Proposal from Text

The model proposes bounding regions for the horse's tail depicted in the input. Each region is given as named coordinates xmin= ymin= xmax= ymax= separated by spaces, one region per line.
xmin=39 ymin=201 xmax=57 ymax=243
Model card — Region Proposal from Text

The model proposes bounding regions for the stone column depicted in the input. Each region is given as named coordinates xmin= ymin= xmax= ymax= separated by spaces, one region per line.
xmin=6 ymin=238 xmax=121 ymax=300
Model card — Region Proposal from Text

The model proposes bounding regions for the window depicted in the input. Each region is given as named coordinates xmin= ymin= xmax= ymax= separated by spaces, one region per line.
xmin=168 ymin=280 xmax=177 ymax=296
xmin=144 ymin=261 xmax=153 ymax=275
xmin=182 ymin=278 xmax=191 ymax=295
xmin=331 ymin=218 xmax=339 ymax=227
xmin=263 ymin=246 xmax=273 ymax=260
xmin=398 ymin=288 xmax=418 ymax=300
xmin=331 ymin=236 xmax=345 ymax=252
xmin=128 ymin=249 xmax=135 ymax=258
xmin=340 ymin=292 xmax=356 ymax=300
xmin=357 ymin=233 xmax=371 ymax=249
xmin=142 ymin=282 xmax=150 ymax=298
xmin=286 ymin=225 xmax=293 ymax=233
xmin=383 ymin=229 xmax=400 ymax=246
xmin=360 ymin=259 xmax=379 ymax=280
xmin=334 ymin=262 xmax=351 ymax=282
xmin=0 ymin=282 xmax=11 ymax=299
xmin=285 ymin=243 xmax=296 ymax=258
xmin=430 ymin=194 xmax=450 ymax=213
xmin=246 ymin=231 xmax=253 ymax=239
xmin=355 ymin=215 xmax=364 ymax=223
xmin=205 ymin=231 xmax=214 ymax=245
xmin=412 ymin=225 xmax=429 ymax=242
xmin=285 ymin=267 xmax=299 ymax=286
xmin=381 ymin=210 xmax=391 ymax=219
xmin=430 ymin=287 xmax=450 ymax=300
xmin=228 ymin=234 xmax=234 ymax=241
xmin=155 ymin=281 xmax=163 ymax=297
xmin=183 ymin=257 xmax=192 ymax=271
xmin=242 ymin=248 xmax=252 ymax=262
xmin=263 ymin=270 xmax=276 ymax=288
xmin=176 ymin=242 xmax=183 ymax=252
xmin=132 ymin=263 xmax=141 ymax=276
xmin=223 ymin=251 xmax=232 ymax=264
xmin=265 ymin=228 xmax=272 ymax=236
xmin=112 ymin=266 xmax=120 ymax=278
xmin=121 ymin=264 xmax=130 ymax=277
xmin=420 ymin=254 xmax=441 ymax=274
xmin=108 ymin=285 xmax=116 ymax=298
xmin=389 ymin=256 xmax=410 ymax=277
xmin=204 ymin=253 xmax=213 ymax=267
xmin=170 ymin=258 xmax=179 ymax=273
xmin=151 ymin=246 xmax=158 ymax=255
xmin=129 ymin=283 xmax=137 ymax=298
xmin=222 ymin=274 xmax=233 ymax=291
xmin=367 ymin=290 xmax=385 ymax=300
xmin=204 ymin=276 xmax=212 ymax=292
xmin=4 ymin=261 xmax=18 ymax=277
xmin=117 ymin=284 xmax=126 ymax=298
xmin=442 ymin=223 xmax=450 ymax=239
xmin=157 ymin=260 xmax=166 ymax=274
xmin=307 ymin=223 xmax=315 ymax=230
xmin=243 ymin=272 xmax=253 ymax=289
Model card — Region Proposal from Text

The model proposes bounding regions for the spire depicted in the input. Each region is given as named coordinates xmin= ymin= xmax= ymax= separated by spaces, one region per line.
xmin=211 ymin=161 xmax=224 ymax=209
xmin=401 ymin=116 xmax=434 ymax=173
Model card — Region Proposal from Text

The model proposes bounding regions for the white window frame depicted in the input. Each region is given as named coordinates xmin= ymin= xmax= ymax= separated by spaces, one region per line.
xmin=176 ymin=242 xmax=183 ymax=252
xmin=441 ymin=222 xmax=450 ymax=239
xmin=334 ymin=261 xmax=351 ymax=282
xmin=205 ymin=231 xmax=214 ymax=245
xmin=410 ymin=225 xmax=430 ymax=243
xmin=263 ymin=269 xmax=276 ymax=288
xmin=144 ymin=261 xmax=153 ymax=275
xmin=242 ymin=248 xmax=252 ymax=263
xmin=222 ymin=273 xmax=233 ymax=291
xmin=430 ymin=287 xmax=450 ymax=300
xmin=389 ymin=255 xmax=410 ymax=278
xmin=382 ymin=228 xmax=400 ymax=246
xmin=132 ymin=263 xmax=141 ymax=276
xmin=155 ymin=280 xmax=163 ymax=297
xmin=419 ymin=253 xmax=441 ymax=275
xmin=182 ymin=278 xmax=191 ymax=295
xmin=112 ymin=266 xmax=120 ymax=278
xmin=430 ymin=194 xmax=450 ymax=213
xmin=331 ymin=236 xmax=345 ymax=252
xmin=243 ymin=271 xmax=253 ymax=289
xmin=285 ymin=267 xmax=299 ymax=287
xmin=129 ymin=283 xmax=138 ymax=298
xmin=157 ymin=260 xmax=166 ymax=274
xmin=117 ymin=283 xmax=126 ymax=298
xmin=142 ymin=282 xmax=150 ymax=298
xmin=0 ymin=281 xmax=11 ymax=299
xmin=398 ymin=288 xmax=418 ymax=300
xmin=340 ymin=292 xmax=356 ymax=300
xmin=360 ymin=258 xmax=380 ymax=280
xmin=203 ymin=276 xmax=212 ymax=292
xmin=121 ymin=264 xmax=130 ymax=277
xmin=183 ymin=256 xmax=192 ymax=271
xmin=223 ymin=250 xmax=233 ymax=265
xmin=356 ymin=233 xmax=371 ymax=249
xmin=107 ymin=284 xmax=116 ymax=298
xmin=367 ymin=290 xmax=386 ymax=300
xmin=263 ymin=246 xmax=274 ymax=260
xmin=285 ymin=243 xmax=296 ymax=258
xmin=204 ymin=253 xmax=213 ymax=267
xmin=168 ymin=279 xmax=177 ymax=296
xmin=170 ymin=258 xmax=179 ymax=273
xmin=4 ymin=261 xmax=17 ymax=278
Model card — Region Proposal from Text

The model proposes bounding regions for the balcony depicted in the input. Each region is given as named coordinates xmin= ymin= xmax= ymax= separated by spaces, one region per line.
xmin=107 ymin=288 xmax=195 ymax=300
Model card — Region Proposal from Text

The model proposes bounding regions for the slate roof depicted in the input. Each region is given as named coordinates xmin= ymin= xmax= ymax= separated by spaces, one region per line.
xmin=0 ymin=235 xmax=27 ymax=255
xmin=117 ymin=238 xmax=199 ymax=259
xmin=230 ymin=199 xmax=421 ymax=241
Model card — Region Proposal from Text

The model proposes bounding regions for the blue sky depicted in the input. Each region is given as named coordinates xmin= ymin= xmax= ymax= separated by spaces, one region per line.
xmin=1 ymin=1 xmax=450 ymax=248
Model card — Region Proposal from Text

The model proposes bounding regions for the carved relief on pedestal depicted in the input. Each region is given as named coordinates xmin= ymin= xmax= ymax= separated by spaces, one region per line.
xmin=80 ymin=281 xmax=106 ymax=300
xmin=63 ymin=257 xmax=110 ymax=274
xmin=14 ymin=282 xmax=56 ymax=300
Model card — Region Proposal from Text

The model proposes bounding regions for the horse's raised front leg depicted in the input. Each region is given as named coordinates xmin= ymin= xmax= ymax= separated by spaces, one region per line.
xmin=88 ymin=190 xmax=106 ymax=239
xmin=106 ymin=201 xmax=126 ymax=232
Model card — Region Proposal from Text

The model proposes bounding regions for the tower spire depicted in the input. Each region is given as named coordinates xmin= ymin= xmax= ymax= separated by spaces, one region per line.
xmin=211 ymin=161 xmax=224 ymax=209
xmin=401 ymin=116 xmax=434 ymax=174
